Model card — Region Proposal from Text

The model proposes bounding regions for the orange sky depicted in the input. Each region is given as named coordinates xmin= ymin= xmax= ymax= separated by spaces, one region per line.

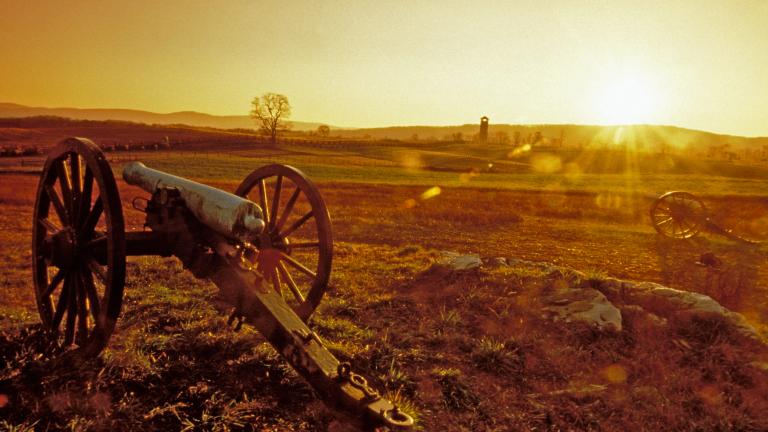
xmin=1 ymin=1 xmax=767 ymax=136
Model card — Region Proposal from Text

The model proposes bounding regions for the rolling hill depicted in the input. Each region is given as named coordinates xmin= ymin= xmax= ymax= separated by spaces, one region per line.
xmin=335 ymin=123 xmax=768 ymax=152
xmin=2 ymin=102 xmax=767 ymax=155
xmin=0 ymin=103 xmax=327 ymax=131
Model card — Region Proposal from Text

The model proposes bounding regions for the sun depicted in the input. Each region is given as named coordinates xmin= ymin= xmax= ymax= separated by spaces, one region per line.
xmin=596 ymin=75 xmax=660 ymax=124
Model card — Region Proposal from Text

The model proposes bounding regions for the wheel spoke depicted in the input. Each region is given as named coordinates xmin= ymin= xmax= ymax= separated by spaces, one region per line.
xmin=84 ymin=233 xmax=107 ymax=249
xmin=81 ymin=267 xmax=101 ymax=323
xmin=69 ymin=153 xmax=82 ymax=208
xmin=279 ymin=252 xmax=317 ymax=278
xmin=280 ymin=211 xmax=314 ymax=239
xmin=289 ymin=241 xmax=320 ymax=249
xmin=52 ymin=277 xmax=71 ymax=330
xmin=76 ymin=270 xmax=88 ymax=344
xmin=38 ymin=218 xmax=62 ymax=234
xmin=57 ymin=158 xmax=73 ymax=217
xmin=270 ymin=268 xmax=282 ymax=295
xmin=81 ymin=197 xmax=103 ymax=234
xmin=278 ymin=261 xmax=305 ymax=303
xmin=63 ymin=274 xmax=78 ymax=346
xmin=45 ymin=183 xmax=70 ymax=225
xmin=259 ymin=179 xmax=270 ymax=225
xmin=43 ymin=268 xmax=66 ymax=298
xmin=87 ymin=259 xmax=107 ymax=285
xmin=79 ymin=167 xmax=94 ymax=225
xmin=270 ymin=175 xmax=283 ymax=230
xmin=274 ymin=187 xmax=301 ymax=233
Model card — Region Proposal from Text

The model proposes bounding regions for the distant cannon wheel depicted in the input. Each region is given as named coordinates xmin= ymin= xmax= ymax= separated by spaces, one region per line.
xmin=650 ymin=191 xmax=707 ymax=239
xmin=32 ymin=137 xmax=126 ymax=356
xmin=236 ymin=164 xmax=332 ymax=321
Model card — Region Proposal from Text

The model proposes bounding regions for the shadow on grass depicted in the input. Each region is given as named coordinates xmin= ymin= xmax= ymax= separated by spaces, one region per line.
xmin=653 ymin=235 xmax=766 ymax=312
xmin=0 ymin=320 xmax=327 ymax=431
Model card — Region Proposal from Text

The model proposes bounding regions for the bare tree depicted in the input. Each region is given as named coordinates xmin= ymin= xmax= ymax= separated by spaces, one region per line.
xmin=250 ymin=93 xmax=292 ymax=144
xmin=316 ymin=124 xmax=330 ymax=137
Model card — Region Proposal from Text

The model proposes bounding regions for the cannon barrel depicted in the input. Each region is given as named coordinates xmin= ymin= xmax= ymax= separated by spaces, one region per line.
xmin=123 ymin=162 xmax=265 ymax=240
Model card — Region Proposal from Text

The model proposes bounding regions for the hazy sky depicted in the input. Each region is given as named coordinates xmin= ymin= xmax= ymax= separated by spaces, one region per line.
xmin=1 ymin=1 xmax=767 ymax=136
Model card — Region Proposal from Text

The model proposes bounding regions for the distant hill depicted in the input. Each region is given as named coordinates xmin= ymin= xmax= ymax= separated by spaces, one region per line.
xmin=0 ymin=116 xmax=264 ymax=150
xmin=2 ymin=102 xmax=767 ymax=153
xmin=335 ymin=123 xmax=768 ymax=152
xmin=0 ymin=102 xmax=328 ymax=131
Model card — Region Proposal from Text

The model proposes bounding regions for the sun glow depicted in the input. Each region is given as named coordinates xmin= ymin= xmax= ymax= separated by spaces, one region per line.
xmin=596 ymin=75 xmax=662 ymax=124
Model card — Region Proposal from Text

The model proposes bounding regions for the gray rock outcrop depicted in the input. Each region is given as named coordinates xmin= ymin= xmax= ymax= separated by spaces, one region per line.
xmin=543 ymin=288 xmax=623 ymax=332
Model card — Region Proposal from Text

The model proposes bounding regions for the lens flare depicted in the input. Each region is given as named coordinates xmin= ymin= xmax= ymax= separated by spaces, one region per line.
xmin=697 ymin=385 xmax=723 ymax=406
xmin=595 ymin=193 xmax=623 ymax=209
xmin=602 ymin=364 xmax=627 ymax=384
xmin=531 ymin=154 xmax=562 ymax=173
xmin=399 ymin=151 xmax=423 ymax=170
xmin=420 ymin=186 xmax=441 ymax=200
xmin=459 ymin=171 xmax=480 ymax=183
xmin=508 ymin=144 xmax=532 ymax=158
xmin=563 ymin=162 xmax=583 ymax=181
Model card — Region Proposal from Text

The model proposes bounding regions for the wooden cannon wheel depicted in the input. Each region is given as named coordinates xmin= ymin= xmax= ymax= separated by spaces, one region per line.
xmin=236 ymin=164 xmax=332 ymax=321
xmin=32 ymin=137 xmax=126 ymax=356
xmin=650 ymin=191 xmax=707 ymax=239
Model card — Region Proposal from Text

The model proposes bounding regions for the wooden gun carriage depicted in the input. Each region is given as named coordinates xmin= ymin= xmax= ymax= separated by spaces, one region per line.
xmin=31 ymin=137 xmax=414 ymax=430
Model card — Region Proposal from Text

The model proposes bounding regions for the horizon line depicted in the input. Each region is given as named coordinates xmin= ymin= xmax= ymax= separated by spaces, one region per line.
xmin=1 ymin=101 xmax=766 ymax=139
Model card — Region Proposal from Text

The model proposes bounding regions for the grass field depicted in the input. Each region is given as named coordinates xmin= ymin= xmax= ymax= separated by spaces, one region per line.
xmin=2 ymin=139 xmax=768 ymax=430
xmin=107 ymin=155 xmax=768 ymax=197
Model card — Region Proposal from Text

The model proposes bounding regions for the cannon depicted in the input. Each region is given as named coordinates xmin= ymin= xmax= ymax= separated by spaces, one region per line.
xmin=650 ymin=191 xmax=763 ymax=244
xmin=31 ymin=137 xmax=414 ymax=430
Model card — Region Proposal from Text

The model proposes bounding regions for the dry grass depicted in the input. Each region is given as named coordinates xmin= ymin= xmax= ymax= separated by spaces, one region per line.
xmin=1 ymin=152 xmax=768 ymax=430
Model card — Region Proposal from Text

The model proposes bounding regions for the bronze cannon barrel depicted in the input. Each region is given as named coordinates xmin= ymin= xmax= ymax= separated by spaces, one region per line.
xmin=123 ymin=162 xmax=265 ymax=240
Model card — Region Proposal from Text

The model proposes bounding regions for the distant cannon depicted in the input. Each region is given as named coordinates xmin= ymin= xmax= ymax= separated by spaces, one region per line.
xmin=650 ymin=191 xmax=763 ymax=244
xmin=31 ymin=137 xmax=414 ymax=430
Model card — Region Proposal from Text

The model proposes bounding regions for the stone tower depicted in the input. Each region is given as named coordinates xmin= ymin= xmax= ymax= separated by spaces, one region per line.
xmin=479 ymin=116 xmax=489 ymax=143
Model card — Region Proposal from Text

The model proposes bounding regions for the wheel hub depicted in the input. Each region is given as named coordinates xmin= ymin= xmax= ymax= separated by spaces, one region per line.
xmin=256 ymin=231 xmax=290 ymax=272
xmin=48 ymin=228 xmax=79 ymax=269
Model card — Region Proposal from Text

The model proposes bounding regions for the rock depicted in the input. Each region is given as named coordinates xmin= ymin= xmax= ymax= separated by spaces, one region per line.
xmin=635 ymin=283 xmax=726 ymax=314
xmin=594 ymin=277 xmax=626 ymax=298
xmin=620 ymin=281 xmax=759 ymax=340
xmin=646 ymin=312 xmax=668 ymax=327
xmin=543 ymin=288 xmax=622 ymax=332
xmin=486 ymin=257 xmax=508 ymax=268
xmin=434 ymin=251 xmax=482 ymax=272
xmin=449 ymin=253 xmax=760 ymax=341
